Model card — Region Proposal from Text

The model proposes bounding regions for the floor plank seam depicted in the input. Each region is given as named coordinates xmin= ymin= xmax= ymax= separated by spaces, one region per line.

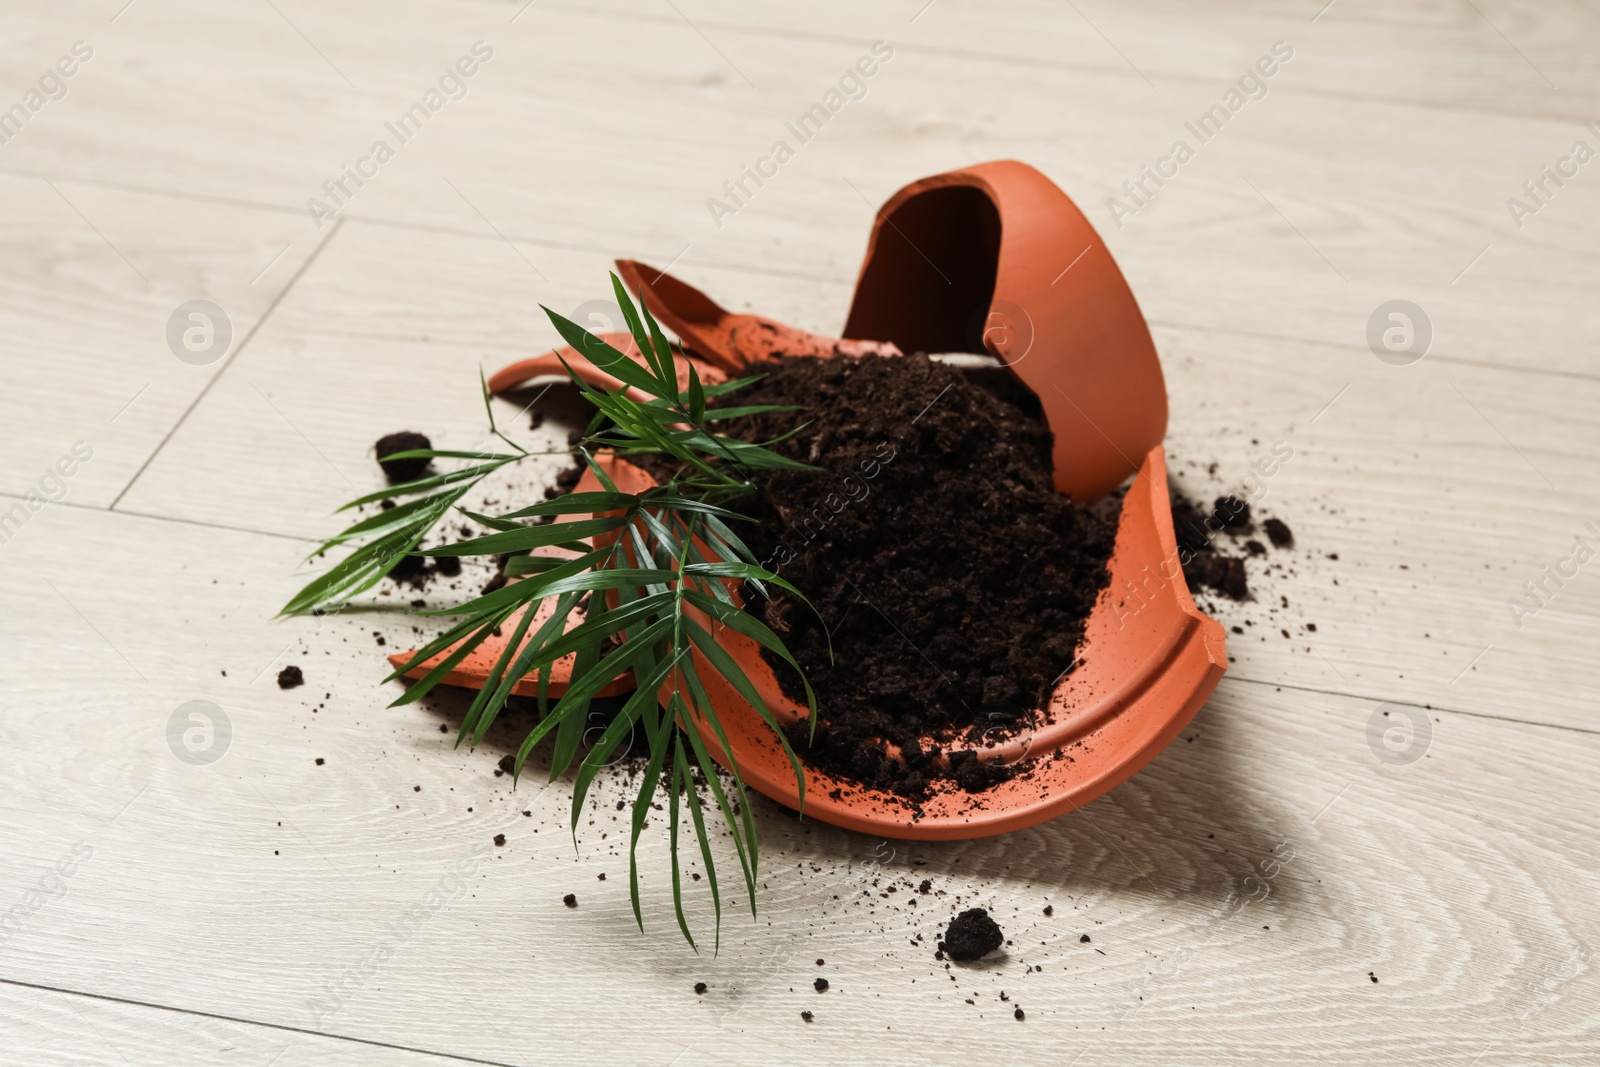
xmin=0 ymin=976 xmax=526 ymax=1067
xmin=7 ymin=176 xmax=1594 ymax=386
xmin=0 ymin=166 xmax=850 ymax=287
xmin=106 ymin=217 xmax=349 ymax=511
xmin=566 ymin=1 xmax=1597 ymax=125
xmin=6 ymin=505 xmax=1590 ymax=736
xmin=0 ymin=164 xmax=308 ymax=221
xmin=0 ymin=493 xmax=320 ymax=545
xmin=1226 ymin=674 xmax=1600 ymax=738
xmin=14 ymin=491 xmax=1590 ymax=733
xmin=1144 ymin=319 xmax=1600 ymax=385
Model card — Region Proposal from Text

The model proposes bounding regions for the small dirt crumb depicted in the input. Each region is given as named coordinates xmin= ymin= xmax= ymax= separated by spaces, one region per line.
xmin=814 ymin=978 xmax=829 ymax=992
xmin=1043 ymin=905 xmax=1053 ymax=916
xmin=1369 ymin=972 xmax=1379 ymax=984
xmin=498 ymin=754 xmax=515 ymax=775
xmin=1264 ymin=517 xmax=1294 ymax=548
xmin=314 ymin=758 xmax=324 ymax=766
xmin=413 ymin=786 xmax=421 ymax=792
xmin=597 ymin=872 xmax=606 ymax=880
xmin=1080 ymin=934 xmax=1091 ymax=943
xmin=277 ymin=665 xmax=304 ymax=689
xmin=939 ymin=908 xmax=1004 ymax=962
xmin=1214 ymin=495 xmax=1250 ymax=530
xmin=694 ymin=982 xmax=707 ymax=995
xmin=1014 ymin=1007 xmax=1025 ymax=1021
xmin=918 ymin=879 xmax=932 ymax=895
xmin=800 ymin=1011 xmax=814 ymax=1023
xmin=375 ymin=431 xmax=432 ymax=483
xmin=816 ymin=958 xmax=825 ymax=966
xmin=493 ymin=834 xmax=506 ymax=847
xmin=563 ymin=893 xmax=577 ymax=908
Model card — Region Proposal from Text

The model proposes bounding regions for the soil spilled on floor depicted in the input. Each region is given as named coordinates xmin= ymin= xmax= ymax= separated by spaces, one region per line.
xmin=939 ymin=907 xmax=1004 ymax=962
xmin=1170 ymin=489 xmax=1295 ymax=602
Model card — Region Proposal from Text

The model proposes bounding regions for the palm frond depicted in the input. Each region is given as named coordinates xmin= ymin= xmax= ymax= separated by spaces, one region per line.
xmin=283 ymin=273 xmax=822 ymax=946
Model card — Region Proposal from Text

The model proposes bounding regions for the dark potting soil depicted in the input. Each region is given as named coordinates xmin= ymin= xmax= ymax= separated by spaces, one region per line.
xmin=1169 ymin=490 xmax=1296 ymax=601
xmin=939 ymin=907 xmax=1004 ymax=961
xmin=705 ymin=354 xmax=1117 ymax=801
xmin=481 ymin=460 xmax=587 ymax=595
xmin=375 ymin=431 xmax=433 ymax=484
xmin=277 ymin=665 xmax=304 ymax=689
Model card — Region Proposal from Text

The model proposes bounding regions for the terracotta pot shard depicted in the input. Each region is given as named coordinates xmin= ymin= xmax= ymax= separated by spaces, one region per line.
xmin=392 ymin=161 xmax=1225 ymax=840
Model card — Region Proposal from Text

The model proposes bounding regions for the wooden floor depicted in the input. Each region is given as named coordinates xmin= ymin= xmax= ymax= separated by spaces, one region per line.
xmin=3 ymin=1 xmax=1598 ymax=1063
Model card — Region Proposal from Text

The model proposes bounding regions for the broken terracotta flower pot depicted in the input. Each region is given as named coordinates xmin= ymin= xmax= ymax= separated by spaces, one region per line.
xmin=394 ymin=160 xmax=1227 ymax=840
xmin=540 ymin=445 xmax=1224 ymax=842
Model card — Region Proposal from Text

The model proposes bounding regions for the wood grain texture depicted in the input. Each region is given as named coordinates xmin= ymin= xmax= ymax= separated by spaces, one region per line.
xmin=3 ymin=0 xmax=1599 ymax=1063
xmin=3 ymin=454 xmax=1599 ymax=1066
xmin=0 ymin=979 xmax=531 ymax=1067
xmin=0 ymin=1 xmax=1595 ymax=377
xmin=0 ymin=175 xmax=326 ymax=507
xmin=581 ymin=0 xmax=1600 ymax=121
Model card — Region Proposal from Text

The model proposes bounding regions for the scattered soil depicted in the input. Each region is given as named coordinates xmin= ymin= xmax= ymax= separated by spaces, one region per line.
xmin=702 ymin=354 xmax=1117 ymax=801
xmin=276 ymin=665 xmax=304 ymax=689
xmin=375 ymin=431 xmax=433 ymax=483
xmin=694 ymin=982 xmax=707 ymax=995
xmin=481 ymin=460 xmax=586 ymax=595
xmin=800 ymin=1011 xmax=814 ymax=1022
xmin=548 ymin=462 xmax=584 ymax=498
xmin=813 ymin=978 xmax=829 ymax=992
xmin=562 ymin=893 xmax=577 ymax=908
xmin=1170 ymin=491 xmax=1295 ymax=602
xmin=388 ymin=550 xmax=431 ymax=588
xmin=939 ymin=907 xmax=1004 ymax=962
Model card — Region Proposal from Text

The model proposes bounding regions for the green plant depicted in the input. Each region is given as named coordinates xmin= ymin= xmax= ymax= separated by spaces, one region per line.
xmin=282 ymin=275 xmax=823 ymax=949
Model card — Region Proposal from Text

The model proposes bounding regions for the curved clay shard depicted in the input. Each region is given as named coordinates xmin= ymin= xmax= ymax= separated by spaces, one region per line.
xmin=389 ymin=332 xmax=718 ymax=698
xmin=485 ymin=330 xmax=728 ymax=399
xmin=843 ymin=160 xmax=1169 ymax=504
xmin=594 ymin=447 xmax=1225 ymax=841
xmin=614 ymin=259 xmax=902 ymax=371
